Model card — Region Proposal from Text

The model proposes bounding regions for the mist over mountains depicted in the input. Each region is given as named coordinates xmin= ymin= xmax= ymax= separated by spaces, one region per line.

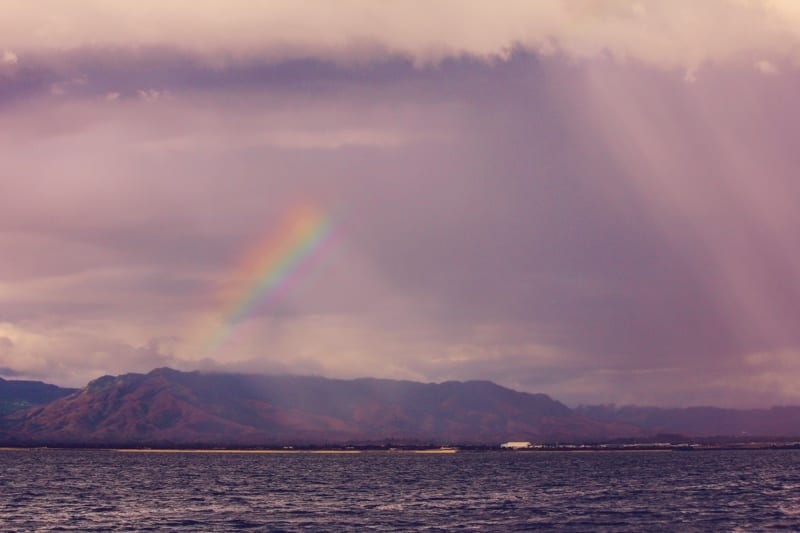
xmin=3 ymin=368 xmax=800 ymax=446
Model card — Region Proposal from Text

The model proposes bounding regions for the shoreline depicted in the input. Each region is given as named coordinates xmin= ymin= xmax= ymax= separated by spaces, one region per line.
xmin=2 ymin=444 xmax=800 ymax=453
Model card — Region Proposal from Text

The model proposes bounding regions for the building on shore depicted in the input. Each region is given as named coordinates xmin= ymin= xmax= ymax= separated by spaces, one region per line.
xmin=500 ymin=441 xmax=533 ymax=450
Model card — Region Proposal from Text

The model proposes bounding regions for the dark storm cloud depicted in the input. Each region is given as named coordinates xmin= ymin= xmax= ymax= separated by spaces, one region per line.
xmin=0 ymin=367 xmax=26 ymax=378
xmin=1 ymin=45 xmax=550 ymax=107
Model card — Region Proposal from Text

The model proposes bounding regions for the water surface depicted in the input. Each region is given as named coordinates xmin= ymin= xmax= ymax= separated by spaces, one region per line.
xmin=1 ymin=449 xmax=799 ymax=531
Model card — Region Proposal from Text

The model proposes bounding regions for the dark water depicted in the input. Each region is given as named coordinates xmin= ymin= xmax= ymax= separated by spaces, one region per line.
xmin=2 ymin=449 xmax=800 ymax=531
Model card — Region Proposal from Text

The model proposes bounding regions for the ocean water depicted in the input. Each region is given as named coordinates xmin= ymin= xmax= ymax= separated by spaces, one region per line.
xmin=1 ymin=449 xmax=800 ymax=531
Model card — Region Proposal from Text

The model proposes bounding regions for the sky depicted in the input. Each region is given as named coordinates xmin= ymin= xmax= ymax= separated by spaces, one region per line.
xmin=3 ymin=1 xmax=800 ymax=407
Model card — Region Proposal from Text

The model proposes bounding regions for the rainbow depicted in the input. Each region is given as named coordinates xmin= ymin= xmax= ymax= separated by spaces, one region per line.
xmin=202 ymin=204 xmax=336 ymax=355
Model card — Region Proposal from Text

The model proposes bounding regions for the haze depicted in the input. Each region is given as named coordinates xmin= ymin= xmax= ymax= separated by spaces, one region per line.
xmin=2 ymin=1 xmax=800 ymax=408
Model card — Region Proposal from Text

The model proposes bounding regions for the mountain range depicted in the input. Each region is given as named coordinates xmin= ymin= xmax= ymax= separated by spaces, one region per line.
xmin=0 ymin=376 xmax=76 ymax=416
xmin=2 ymin=368 xmax=800 ymax=446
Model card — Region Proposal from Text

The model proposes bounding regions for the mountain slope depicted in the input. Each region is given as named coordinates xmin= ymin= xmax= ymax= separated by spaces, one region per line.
xmin=4 ymin=368 xmax=634 ymax=445
xmin=0 ymin=377 xmax=78 ymax=416
xmin=576 ymin=404 xmax=800 ymax=438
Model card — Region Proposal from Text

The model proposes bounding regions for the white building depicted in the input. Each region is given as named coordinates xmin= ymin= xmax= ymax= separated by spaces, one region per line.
xmin=500 ymin=441 xmax=532 ymax=449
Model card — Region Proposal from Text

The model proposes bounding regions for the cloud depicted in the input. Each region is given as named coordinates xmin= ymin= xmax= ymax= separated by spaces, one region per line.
xmin=48 ymin=76 xmax=87 ymax=96
xmin=3 ymin=26 xmax=800 ymax=406
xmin=137 ymin=88 xmax=171 ymax=103
xmin=0 ymin=337 xmax=13 ymax=360
xmin=755 ymin=59 xmax=779 ymax=74
xmin=0 ymin=367 xmax=26 ymax=378
xmin=0 ymin=321 xmax=180 ymax=386
xmin=2 ymin=50 xmax=17 ymax=65
xmin=0 ymin=1 xmax=799 ymax=70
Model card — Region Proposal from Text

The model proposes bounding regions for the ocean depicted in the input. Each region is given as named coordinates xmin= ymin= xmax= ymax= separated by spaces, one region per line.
xmin=1 ymin=448 xmax=799 ymax=531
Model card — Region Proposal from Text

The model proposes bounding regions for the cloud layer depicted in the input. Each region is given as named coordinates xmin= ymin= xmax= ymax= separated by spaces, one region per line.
xmin=2 ymin=3 xmax=800 ymax=407
xmin=3 ymin=1 xmax=800 ymax=70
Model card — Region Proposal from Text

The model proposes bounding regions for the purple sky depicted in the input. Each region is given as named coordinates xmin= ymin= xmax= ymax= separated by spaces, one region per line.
xmin=3 ymin=2 xmax=800 ymax=407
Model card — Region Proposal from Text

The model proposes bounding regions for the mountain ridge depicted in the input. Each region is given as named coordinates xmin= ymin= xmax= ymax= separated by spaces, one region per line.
xmin=575 ymin=404 xmax=800 ymax=438
xmin=5 ymin=368 xmax=800 ymax=445
xmin=0 ymin=376 xmax=78 ymax=416
xmin=1 ymin=368 xmax=634 ymax=445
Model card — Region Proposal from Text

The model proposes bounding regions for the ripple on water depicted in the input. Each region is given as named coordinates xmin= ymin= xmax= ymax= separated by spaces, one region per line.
xmin=1 ymin=449 xmax=800 ymax=530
